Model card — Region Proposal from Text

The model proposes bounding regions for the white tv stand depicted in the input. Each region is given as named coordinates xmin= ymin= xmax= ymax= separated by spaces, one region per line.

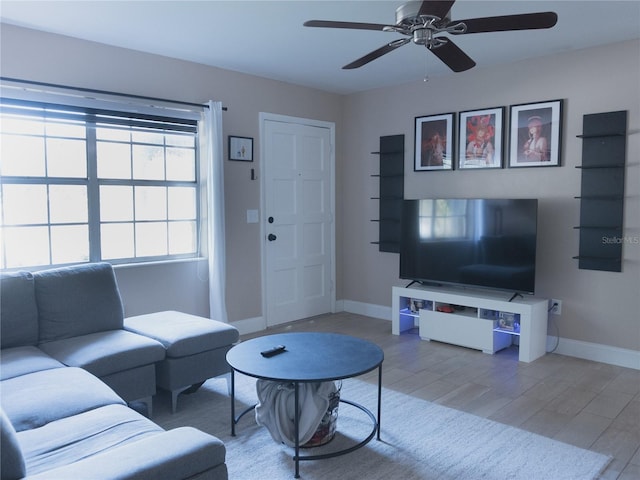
xmin=392 ymin=284 xmax=548 ymax=362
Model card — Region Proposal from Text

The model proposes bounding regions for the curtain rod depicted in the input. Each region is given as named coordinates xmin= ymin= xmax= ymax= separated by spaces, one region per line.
xmin=0 ymin=76 xmax=227 ymax=111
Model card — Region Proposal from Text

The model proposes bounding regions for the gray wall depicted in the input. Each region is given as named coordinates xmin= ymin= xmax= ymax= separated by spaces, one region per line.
xmin=342 ymin=40 xmax=640 ymax=353
xmin=113 ymin=259 xmax=210 ymax=318
xmin=1 ymin=24 xmax=638 ymax=359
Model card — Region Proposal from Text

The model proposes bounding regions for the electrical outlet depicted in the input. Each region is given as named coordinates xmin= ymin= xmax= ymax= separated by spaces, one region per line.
xmin=550 ymin=299 xmax=562 ymax=315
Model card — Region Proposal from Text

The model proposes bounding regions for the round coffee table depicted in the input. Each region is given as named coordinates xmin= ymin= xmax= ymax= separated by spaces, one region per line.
xmin=226 ymin=332 xmax=384 ymax=478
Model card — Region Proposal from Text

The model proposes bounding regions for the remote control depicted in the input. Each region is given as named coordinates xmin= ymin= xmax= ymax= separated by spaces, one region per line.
xmin=260 ymin=345 xmax=286 ymax=357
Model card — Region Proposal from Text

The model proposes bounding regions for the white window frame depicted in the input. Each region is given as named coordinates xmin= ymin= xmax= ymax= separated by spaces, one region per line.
xmin=0 ymin=96 xmax=202 ymax=270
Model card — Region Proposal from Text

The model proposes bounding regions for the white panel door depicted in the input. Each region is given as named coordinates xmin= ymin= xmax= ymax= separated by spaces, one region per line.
xmin=264 ymin=118 xmax=333 ymax=327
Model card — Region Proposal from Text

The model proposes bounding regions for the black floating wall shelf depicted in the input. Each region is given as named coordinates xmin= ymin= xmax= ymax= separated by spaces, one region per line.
xmin=371 ymin=134 xmax=404 ymax=253
xmin=573 ymin=110 xmax=627 ymax=272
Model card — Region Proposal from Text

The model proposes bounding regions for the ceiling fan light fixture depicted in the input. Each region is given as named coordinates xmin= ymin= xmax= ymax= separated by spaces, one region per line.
xmin=412 ymin=28 xmax=447 ymax=50
xmin=412 ymin=28 xmax=429 ymax=46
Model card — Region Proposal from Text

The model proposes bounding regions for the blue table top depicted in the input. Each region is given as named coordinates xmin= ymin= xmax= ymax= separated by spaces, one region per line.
xmin=226 ymin=332 xmax=384 ymax=382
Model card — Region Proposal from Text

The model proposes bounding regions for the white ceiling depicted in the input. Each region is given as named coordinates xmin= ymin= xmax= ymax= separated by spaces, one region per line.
xmin=1 ymin=1 xmax=639 ymax=94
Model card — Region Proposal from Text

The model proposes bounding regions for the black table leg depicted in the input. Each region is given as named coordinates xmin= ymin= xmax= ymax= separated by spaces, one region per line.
xmin=377 ymin=364 xmax=382 ymax=440
xmin=294 ymin=381 xmax=300 ymax=478
xmin=230 ymin=369 xmax=236 ymax=436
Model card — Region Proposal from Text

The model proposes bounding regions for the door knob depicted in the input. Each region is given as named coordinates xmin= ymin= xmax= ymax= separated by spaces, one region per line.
xmin=268 ymin=216 xmax=274 ymax=224
xmin=268 ymin=233 xmax=277 ymax=241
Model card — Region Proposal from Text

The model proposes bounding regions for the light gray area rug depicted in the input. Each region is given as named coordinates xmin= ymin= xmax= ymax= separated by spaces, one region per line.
xmin=154 ymin=375 xmax=611 ymax=479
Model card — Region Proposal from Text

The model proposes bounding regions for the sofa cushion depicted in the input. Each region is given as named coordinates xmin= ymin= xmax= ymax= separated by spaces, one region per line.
xmin=1 ymin=408 xmax=26 ymax=480
xmin=17 ymin=404 xmax=163 ymax=477
xmin=38 ymin=330 xmax=165 ymax=378
xmin=125 ymin=311 xmax=240 ymax=358
xmin=0 ymin=346 xmax=64 ymax=381
xmin=34 ymin=262 xmax=124 ymax=343
xmin=1 ymin=367 xmax=125 ymax=432
xmin=24 ymin=426 xmax=226 ymax=480
xmin=0 ymin=271 xmax=39 ymax=349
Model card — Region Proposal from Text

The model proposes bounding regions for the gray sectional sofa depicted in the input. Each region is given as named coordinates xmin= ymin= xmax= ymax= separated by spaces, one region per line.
xmin=0 ymin=263 xmax=234 ymax=479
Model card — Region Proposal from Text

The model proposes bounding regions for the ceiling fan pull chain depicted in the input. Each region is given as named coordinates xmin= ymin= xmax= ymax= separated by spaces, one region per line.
xmin=423 ymin=53 xmax=430 ymax=83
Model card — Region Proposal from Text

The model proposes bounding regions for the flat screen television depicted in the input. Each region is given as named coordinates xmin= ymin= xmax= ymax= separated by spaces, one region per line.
xmin=399 ymin=198 xmax=538 ymax=294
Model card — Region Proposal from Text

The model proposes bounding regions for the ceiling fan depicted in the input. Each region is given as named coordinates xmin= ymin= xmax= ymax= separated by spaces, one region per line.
xmin=304 ymin=0 xmax=558 ymax=72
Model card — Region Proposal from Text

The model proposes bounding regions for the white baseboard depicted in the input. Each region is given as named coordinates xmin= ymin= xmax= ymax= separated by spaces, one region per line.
xmin=550 ymin=337 xmax=640 ymax=370
xmin=340 ymin=299 xmax=640 ymax=370
xmin=341 ymin=299 xmax=392 ymax=321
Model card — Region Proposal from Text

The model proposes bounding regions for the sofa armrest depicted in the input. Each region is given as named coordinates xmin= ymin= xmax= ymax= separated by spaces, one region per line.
xmin=24 ymin=427 xmax=227 ymax=480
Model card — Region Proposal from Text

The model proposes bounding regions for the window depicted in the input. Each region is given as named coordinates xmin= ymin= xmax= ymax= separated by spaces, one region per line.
xmin=0 ymin=98 xmax=200 ymax=269
xmin=418 ymin=199 xmax=470 ymax=240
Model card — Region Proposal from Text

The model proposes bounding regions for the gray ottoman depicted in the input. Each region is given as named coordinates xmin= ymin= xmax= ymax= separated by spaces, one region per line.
xmin=125 ymin=311 xmax=239 ymax=413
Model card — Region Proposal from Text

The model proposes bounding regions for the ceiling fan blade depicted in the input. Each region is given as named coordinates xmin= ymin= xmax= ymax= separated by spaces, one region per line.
xmin=452 ymin=12 xmax=558 ymax=34
xmin=417 ymin=1 xmax=456 ymax=19
xmin=343 ymin=39 xmax=411 ymax=69
xmin=429 ymin=39 xmax=476 ymax=72
xmin=304 ymin=20 xmax=390 ymax=31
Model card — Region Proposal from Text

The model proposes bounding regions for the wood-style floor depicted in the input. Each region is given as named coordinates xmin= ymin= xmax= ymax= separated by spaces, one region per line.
xmin=242 ymin=312 xmax=640 ymax=479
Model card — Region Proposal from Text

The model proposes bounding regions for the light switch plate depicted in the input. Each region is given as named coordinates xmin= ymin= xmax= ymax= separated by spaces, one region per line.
xmin=247 ymin=209 xmax=259 ymax=224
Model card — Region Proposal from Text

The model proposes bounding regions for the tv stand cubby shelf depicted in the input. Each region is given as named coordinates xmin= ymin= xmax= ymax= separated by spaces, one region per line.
xmin=392 ymin=285 xmax=549 ymax=363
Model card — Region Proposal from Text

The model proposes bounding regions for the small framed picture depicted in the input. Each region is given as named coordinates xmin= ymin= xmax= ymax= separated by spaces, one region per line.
xmin=415 ymin=112 xmax=455 ymax=171
xmin=509 ymin=99 xmax=563 ymax=167
xmin=458 ymin=107 xmax=505 ymax=170
xmin=228 ymin=136 xmax=253 ymax=162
